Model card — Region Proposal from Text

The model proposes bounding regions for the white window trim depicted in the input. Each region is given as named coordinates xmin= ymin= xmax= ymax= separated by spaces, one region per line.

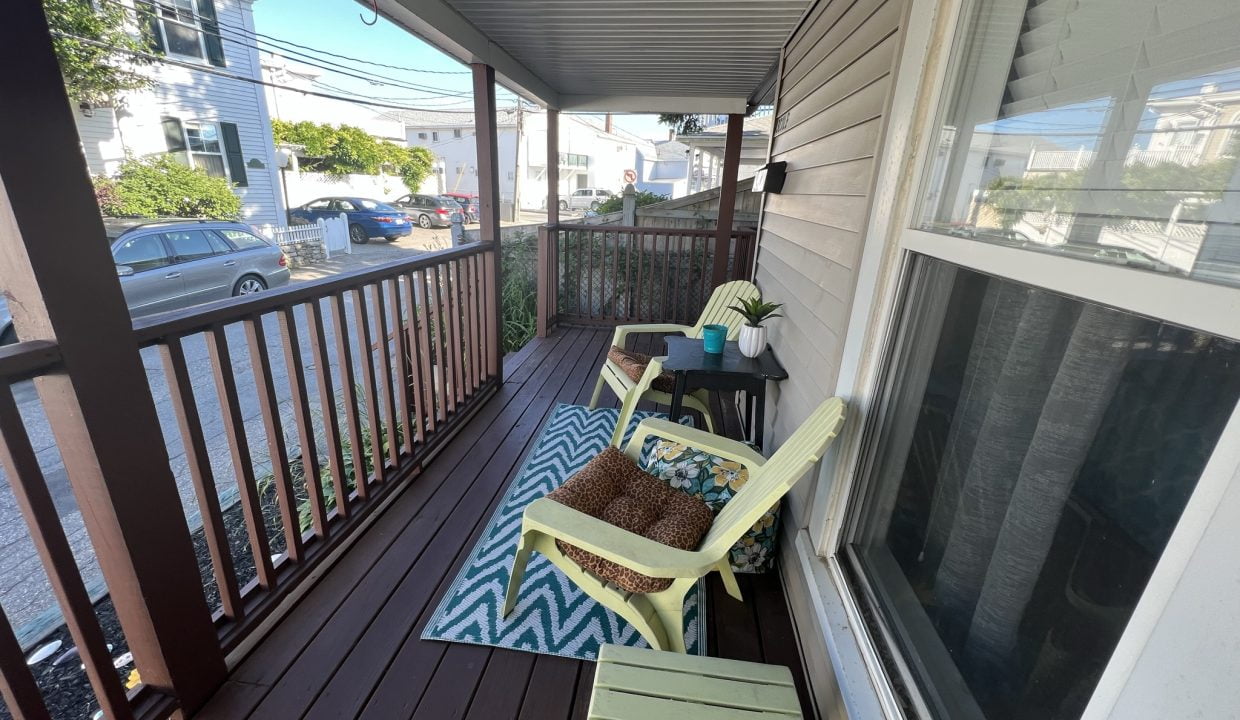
xmin=801 ymin=0 xmax=1240 ymax=717
xmin=182 ymin=120 xmax=229 ymax=181
xmin=154 ymin=0 xmax=209 ymax=63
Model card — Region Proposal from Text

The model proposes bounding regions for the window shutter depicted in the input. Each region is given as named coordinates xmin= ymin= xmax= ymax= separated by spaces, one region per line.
xmin=162 ymin=116 xmax=186 ymax=153
xmin=220 ymin=122 xmax=248 ymax=187
xmin=196 ymin=0 xmax=226 ymax=67
xmin=139 ymin=1 xmax=165 ymax=54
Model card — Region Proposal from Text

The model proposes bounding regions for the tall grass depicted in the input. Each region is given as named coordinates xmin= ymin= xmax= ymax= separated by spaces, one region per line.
xmin=501 ymin=232 xmax=538 ymax=353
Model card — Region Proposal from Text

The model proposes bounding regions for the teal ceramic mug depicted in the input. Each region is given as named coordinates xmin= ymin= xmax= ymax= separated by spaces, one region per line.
xmin=702 ymin=324 xmax=728 ymax=354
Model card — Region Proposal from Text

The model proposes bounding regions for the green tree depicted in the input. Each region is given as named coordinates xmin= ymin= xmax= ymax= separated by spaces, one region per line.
xmin=43 ymin=0 xmax=153 ymax=105
xmin=94 ymin=155 xmax=242 ymax=219
xmin=272 ymin=120 xmax=435 ymax=191
xmin=657 ymin=114 xmax=704 ymax=136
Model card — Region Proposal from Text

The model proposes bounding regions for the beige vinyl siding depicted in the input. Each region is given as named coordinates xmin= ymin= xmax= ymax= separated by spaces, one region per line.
xmin=757 ymin=0 xmax=903 ymax=483
xmin=755 ymin=2 xmax=906 ymax=712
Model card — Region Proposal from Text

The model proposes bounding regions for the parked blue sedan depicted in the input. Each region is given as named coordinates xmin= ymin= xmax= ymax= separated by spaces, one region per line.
xmin=288 ymin=197 xmax=414 ymax=244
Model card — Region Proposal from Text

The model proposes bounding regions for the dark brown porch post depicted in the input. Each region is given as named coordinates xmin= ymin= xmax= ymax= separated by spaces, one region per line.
xmin=0 ymin=3 xmax=225 ymax=713
xmin=473 ymin=64 xmax=503 ymax=376
xmin=711 ymin=113 xmax=745 ymax=287
xmin=537 ymin=109 xmax=560 ymax=337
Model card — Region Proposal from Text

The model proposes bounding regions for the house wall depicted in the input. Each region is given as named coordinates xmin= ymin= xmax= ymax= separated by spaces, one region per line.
xmin=750 ymin=0 xmax=908 ymax=714
xmin=72 ymin=0 xmax=284 ymax=225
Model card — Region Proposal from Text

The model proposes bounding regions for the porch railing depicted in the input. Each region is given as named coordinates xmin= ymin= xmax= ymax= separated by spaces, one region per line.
xmin=536 ymin=223 xmax=757 ymax=332
xmin=0 ymin=242 xmax=499 ymax=719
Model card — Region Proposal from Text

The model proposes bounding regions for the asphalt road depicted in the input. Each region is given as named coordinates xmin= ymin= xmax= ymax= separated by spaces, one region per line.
xmin=1 ymin=226 xmax=459 ymax=643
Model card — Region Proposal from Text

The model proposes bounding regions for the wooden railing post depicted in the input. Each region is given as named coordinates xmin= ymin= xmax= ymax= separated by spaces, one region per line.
xmin=537 ymin=225 xmax=552 ymax=337
xmin=473 ymin=63 xmax=503 ymax=377
xmin=546 ymin=108 xmax=560 ymax=227
xmin=712 ymin=114 xmax=745 ymax=287
xmin=0 ymin=4 xmax=226 ymax=713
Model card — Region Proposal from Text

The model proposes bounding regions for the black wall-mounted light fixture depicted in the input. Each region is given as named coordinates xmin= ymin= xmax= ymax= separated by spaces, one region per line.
xmin=752 ymin=161 xmax=788 ymax=194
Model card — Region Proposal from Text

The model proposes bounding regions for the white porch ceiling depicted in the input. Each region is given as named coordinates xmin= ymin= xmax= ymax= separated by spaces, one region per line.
xmin=376 ymin=0 xmax=811 ymax=113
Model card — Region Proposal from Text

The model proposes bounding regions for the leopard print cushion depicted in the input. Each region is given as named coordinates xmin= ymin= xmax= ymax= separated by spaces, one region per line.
xmin=607 ymin=346 xmax=679 ymax=393
xmin=546 ymin=446 xmax=713 ymax=593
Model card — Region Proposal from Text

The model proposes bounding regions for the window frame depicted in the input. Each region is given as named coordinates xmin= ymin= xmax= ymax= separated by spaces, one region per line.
xmin=181 ymin=120 xmax=229 ymax=181
xmin=801 ymin=0 xmax=1240 ymax=716
xmin=154 ymin=0 xmax=208 ymax=62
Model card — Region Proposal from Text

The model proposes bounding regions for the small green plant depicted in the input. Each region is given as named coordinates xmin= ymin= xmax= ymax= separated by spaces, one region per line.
xmin=595 ymin=190 xmax=667 ymax=215
xmin=729 ymin=295 xmax=783 ymax=327
xmin=501 ymin=232 xmax=538 ymax=352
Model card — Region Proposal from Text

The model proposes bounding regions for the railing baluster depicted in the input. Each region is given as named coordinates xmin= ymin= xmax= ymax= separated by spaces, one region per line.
xmin=160 ymin=336 xmax=243 ymax=617
xmin=623 ymin=230 xmax=633 ymax=322
xmin=386 ymin=278 xmax=413 ymax=456
xmin=436 ymin=264 xmax=460 ymax=413
xmin=483 ymin=247 xmax=499 ymax=379
xmin=0 ymin=601 xmax=50 ymax=720
xmin=612 ymin=230 xmax=622 ymax=322
xmin=0 ymin=384 xmax=134 ymax=720
xmin=447 ymin=259 xmax=465 ymax=403
xmin=414 ymin=269 xmax=438 ymax=432
xmin=277 ymin=307 xmax=328 ymax=539
xmin=699 ymin=235 xmax=710 ymax=318
xmin=307 ymin=299 xmax=350 ymax=518
xmin=401 ymin=271 xmax=428 ymax=443
xmin=351 ymin=286 xmax=387 ymax=483
xmin=428 ymin=267 xmax=451 ymax=419
xmin=462 ymin=254 xmax=479 ymax=393
xmin=244 ymin=315 xmax=304 ymax=563
xmin=330 ymin=292 xmax=368 ymax=501
xmin=368 ymin=283 xmax=400 ymax=470
xmin=207 ymin=325 xmax=277 ymax=589
xmin=634 ymin=232 xmax=645 ymax=323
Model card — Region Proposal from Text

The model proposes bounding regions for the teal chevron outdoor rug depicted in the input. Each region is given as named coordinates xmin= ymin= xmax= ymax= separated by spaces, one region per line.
xmin=422 ymin=404 xmax=706 ymax=660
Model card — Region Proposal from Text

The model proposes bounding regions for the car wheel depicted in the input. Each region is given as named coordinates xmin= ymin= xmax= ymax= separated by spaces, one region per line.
xmin=558 ymin=200 xmax=568 ymax=211
xmin=233 ymin=275 xmax=267 ymax=296
xmin=418 ymin=214 xmax=432 ymax=229
xmin=385 ymin=236 xmax=399 ymax=242
xmin=349 ymin=223 xmax=369 ymax=244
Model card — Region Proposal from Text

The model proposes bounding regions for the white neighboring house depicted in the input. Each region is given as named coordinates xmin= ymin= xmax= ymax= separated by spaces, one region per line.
xmin=73 ymin=0 xmax=284 ymax=225
xmin=677 ymin=114 xmax=772 ymax=194
xmin=399 ymin=108 xmax=657 ymax=210
xmin=635 ymin=139 xmax=691 ymax=199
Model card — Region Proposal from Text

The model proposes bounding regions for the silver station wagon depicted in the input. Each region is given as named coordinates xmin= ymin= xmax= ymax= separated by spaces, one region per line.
xmin=1 ymin=219 xmax=291 ymax=343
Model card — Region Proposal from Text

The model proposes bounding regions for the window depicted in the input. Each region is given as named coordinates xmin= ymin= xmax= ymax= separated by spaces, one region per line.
xmin=162 ymin=230 xmax=220 ymax=261
xmin=306 ymin=199 xmax=332 ymax=210
xmin=432 ymin=131 xmax=440 ymax=142
xmin=334 ymin=200 xmax=357 ymax=211
xmin=216 ymin=229 xmax=269 ymax=251
xmin=846 ymin=258 xmax=1240 ymax=719
xmin=838 ymin=0 xmax=1240 ymax=718
xmin=112 ymin=234 xmax=171 ymax=273
xmin=184 ymin=122 xmax=226 ymax=178
xmin=916 ymin=0 xmax=1240 ymax=290
xmin=144 ymin=0 xmax=226 ymax=66
xmin=417 ymin=132 xmax=428 ymax=140
xmin=453 ymin=128 xmax=462 ymax=138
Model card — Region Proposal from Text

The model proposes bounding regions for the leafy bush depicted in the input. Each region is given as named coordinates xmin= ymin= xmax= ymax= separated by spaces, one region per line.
xmin=272 ymin=120 xmax=435 ymax=192
xmin=595 ymin=190 xmax=667 ymax=215
xmin=501 ymin=232 xmax=539 ymax=353
xmin=93 ymin=155 xmax=241 ymax=219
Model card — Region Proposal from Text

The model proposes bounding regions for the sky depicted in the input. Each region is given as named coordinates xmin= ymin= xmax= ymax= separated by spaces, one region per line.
xmin=249 ymin=0 xmax=670 ymax=140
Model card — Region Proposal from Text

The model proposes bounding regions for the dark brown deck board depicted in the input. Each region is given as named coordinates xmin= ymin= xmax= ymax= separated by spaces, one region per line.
xmin=195 ymin=328 xmax=812 ymax=720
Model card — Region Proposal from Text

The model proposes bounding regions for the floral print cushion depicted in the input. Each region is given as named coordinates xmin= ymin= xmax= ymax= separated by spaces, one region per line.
xmin=643 ymin=440 xmax=780 ymax=573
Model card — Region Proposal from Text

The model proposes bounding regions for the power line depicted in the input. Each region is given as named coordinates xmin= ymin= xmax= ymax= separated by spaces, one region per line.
xmin=53 ymin=32 xmax=516 ymax=115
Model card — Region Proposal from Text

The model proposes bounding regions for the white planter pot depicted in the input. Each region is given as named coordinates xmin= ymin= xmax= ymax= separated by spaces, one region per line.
xmin=738 ymin=324 xmax=767 ymax=358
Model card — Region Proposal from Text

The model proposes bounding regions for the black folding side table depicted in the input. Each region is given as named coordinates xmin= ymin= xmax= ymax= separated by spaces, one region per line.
xmin=662 ymin=336 xmax=788 ymax=449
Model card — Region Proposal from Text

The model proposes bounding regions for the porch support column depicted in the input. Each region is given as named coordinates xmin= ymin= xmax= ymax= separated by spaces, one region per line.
xmin=538 ymin=109 xmax=560 ymax=337
xmin=0 ymin=3 xmax=225 ymax=712
xmin=473 ymin=63 xmax=503 ymax=375
xmin=712 ymin=113 xmax=745 ymax=287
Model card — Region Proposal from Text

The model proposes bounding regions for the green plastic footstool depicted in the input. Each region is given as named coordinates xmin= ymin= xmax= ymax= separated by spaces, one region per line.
xmin=588 ymin=644 xmax=803 ymax=719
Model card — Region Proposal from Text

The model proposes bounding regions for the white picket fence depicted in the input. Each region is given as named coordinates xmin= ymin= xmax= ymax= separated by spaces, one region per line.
xmin=257 ymin=213 xmax=351 ymax=258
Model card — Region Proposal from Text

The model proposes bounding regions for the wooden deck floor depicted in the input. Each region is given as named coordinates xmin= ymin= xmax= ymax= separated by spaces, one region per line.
xmin=196 ymin=326 xmax=814 ymax=720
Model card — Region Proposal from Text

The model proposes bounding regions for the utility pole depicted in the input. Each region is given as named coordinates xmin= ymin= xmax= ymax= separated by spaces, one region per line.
xmin=512 ymin=102 xmax=524 ymax=223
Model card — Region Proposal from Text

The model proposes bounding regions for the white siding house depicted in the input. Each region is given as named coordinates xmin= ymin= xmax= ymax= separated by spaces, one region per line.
xmin=73 ymin=0 xmax=285 ymax=225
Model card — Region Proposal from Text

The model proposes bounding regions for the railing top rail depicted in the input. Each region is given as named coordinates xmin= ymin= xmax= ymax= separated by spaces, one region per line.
xmin=550 ymin=223 xmax=756 ymax=237
xmin=132 ymin=241 xmax=493 ymax=345
xmin=0 ymin=339 xmax=61 ymax=381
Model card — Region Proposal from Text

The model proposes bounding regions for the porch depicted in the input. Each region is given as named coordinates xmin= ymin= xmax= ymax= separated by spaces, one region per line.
xmin=196 ymin=327 xmax=813 ymax=719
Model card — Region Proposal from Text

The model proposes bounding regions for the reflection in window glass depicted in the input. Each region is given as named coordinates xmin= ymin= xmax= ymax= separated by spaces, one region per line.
xmin=163 ymin=230 xmax=217 ymax=262
xmin=918 ymin=0 xmax=1240 ymax=287
xmin=217 ymin=230 xmax=269 ymax=251
xmin=848 ymin=257 xmax=1240 ymax=720
xmin=113 ymin=235 xmax=170 ymax=272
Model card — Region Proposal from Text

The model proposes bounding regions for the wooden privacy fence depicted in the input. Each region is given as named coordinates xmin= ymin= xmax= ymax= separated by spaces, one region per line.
xmin=536 ymin=223 xmax=756 ymax=331
xmin=0 ymin=242 xmax=500 ymax=719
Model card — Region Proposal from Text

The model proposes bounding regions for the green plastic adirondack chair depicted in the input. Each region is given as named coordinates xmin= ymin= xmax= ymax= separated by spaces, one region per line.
xmin=588 ymin=279 xmax=759 ymax=444
xmin=503 ymin=397 xmax=846 ymax=653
